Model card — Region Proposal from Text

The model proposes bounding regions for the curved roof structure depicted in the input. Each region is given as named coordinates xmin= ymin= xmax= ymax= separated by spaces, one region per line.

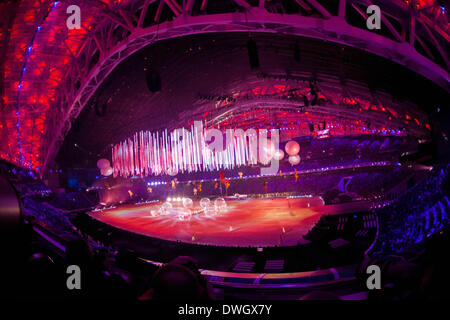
xmin=0 ymin=0 xmax=448 ymax=174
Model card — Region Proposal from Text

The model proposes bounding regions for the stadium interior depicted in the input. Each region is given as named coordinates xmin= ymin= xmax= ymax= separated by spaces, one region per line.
xmin=0 ymin=0 xmax=449 ymax=301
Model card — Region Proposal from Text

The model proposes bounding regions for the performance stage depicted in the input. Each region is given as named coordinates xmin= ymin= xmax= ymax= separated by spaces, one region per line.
xmin=87 ymin=197 xmax=371 ymax=247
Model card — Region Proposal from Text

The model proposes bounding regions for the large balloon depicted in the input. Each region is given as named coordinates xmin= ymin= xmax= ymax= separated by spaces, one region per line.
xmin=166 ymin=167 xmax=178 ymax=176
xmin=160 ymin=202 xmax=172 ymax=215
xmin=288 ymin=155 xmax=301 ymax=165
xmin=273 ymin=149 xmax=284 ymax=161
xmin=285 ymin=140 xmax=300 ymax=156
xmin=177 ymin=208 xmax=192 ymax=221
xmin=101 ymin=166 xmax=113 ymax=176
xmin=150 ymin=209 xmax=160 ymax=217
xmin=182 ymin=197 xmax=193 ymax=209
xmin=259 ymin=137 xmax=275 ymax=164
xmin=203 ymin=205 xmax=215 ymax=216
xmin=214 ymin=197 xmax=227 ymax=213
xmin=199 ymin=197 xmax=211 ymax=209
xmin=97 ymin=158 xmax=110 ymax=169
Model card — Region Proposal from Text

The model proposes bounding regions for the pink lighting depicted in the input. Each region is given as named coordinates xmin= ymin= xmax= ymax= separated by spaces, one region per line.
xmin=112 ymin=123 xmax=279 ymax=178
xmin=0 ymin=0 xmax=445 ymax=173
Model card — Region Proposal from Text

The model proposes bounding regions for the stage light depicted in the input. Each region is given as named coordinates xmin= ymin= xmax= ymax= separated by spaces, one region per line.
xmin=311 ymin=93 xmax=318 ymax=106
xmin=145 ymin=68 xmax=161 ymax=92
xmin=247 ymin=37 xmax=259 ymax=69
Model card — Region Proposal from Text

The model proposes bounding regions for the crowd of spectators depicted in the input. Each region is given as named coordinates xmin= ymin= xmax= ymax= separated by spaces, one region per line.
xmin=147 ymin=165 xmax=411 ymax=204
xmin=372 ymin=165 xmax=450 ymax=255
xmin=18 ymin=236 xmax=214 ymax=300
xmin=358 ymin=229 xmax=450 ymax=300
xmin=2 ymin=155 xmax=450 ymax=300
xmin=1 ymin=160 xmax=216 ymax=300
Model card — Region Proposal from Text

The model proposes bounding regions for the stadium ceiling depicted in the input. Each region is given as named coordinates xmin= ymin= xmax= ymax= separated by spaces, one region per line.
xmin=0 ymin=0 xmax=448 ymax=174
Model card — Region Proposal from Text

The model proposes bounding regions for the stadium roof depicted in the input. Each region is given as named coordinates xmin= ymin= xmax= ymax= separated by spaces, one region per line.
xmin=0 ymin=0 xmax=448 ymax=173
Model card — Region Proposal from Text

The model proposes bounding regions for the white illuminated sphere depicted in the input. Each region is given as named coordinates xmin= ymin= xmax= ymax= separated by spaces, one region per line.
xmin=177 ymin=208 xmax=192 ymax=221
xmin=150 ymin=209 xmax=160 ymax=217
xmin=289 ymin=154 xmax=301 ymax=165
xmin=166 ymin=167 xmax=178 ymax=176
xmin=204 ymin=206 xmax=215 ymax=216
xmin=214 ymin=197 xmax=227 ymax=213
xmin=182 ymin=197 xmax=193 ymax=209
xmin=259 ymin=137 xmax=275 ymax=164
xmin=285 ymin=140 xmax=300 ymax=156
xmin=101 ymin=166 xmax=113 ymax=176
xmin=160 ymin=202 xmax=173 ymax=215
xmin=199 ymin=197 xmax=211 ymax=209
xmin=96 ymin=158 xmax=110 ymax=169
xmin=273 ymin=149 xmax=284 ymax=161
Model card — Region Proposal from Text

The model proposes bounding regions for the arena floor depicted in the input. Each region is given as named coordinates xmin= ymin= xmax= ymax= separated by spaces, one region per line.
xmin=87 ymin=197 xmax=371 ymax=247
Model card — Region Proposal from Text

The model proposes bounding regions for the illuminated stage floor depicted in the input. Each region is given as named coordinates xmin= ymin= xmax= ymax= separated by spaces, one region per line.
xmin=87 ymin=198 xmax=370 ymax=247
